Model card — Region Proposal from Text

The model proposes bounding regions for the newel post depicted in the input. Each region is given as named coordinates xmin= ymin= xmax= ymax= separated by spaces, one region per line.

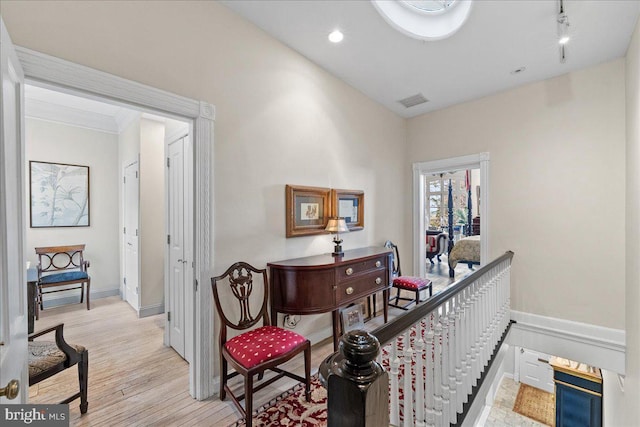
xmin=321 ymin=330 xmax=389 ymax=427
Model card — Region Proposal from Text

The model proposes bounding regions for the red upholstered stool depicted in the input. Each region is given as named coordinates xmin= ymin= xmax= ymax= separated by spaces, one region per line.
xmin=392 ymin=275 xmax=433 ymax=310
xmin=385 ymin=241 xmax=433 ymax=310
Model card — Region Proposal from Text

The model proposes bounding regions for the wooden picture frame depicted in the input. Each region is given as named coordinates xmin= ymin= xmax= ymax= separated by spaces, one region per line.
xmin=29 ymin=161 xmax=90 ymax=228
xmin=285 ymin=185 xmax=331 ymax=237
xmin=331 ymin=189 xmax=364 ymax=231
xmin=340 ymin=303 xmax=365 ymax=333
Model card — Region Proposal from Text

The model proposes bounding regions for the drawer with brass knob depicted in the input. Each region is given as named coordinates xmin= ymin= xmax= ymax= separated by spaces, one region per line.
xmin=337 ymin=257 xmax=387 ymax=281
xmin=337 ymin=273 xmax=389 ymax=305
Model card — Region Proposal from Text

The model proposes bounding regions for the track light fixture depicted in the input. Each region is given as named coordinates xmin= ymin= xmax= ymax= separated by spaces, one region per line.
xmin=558 ymin=0 xmax=570 ymax=63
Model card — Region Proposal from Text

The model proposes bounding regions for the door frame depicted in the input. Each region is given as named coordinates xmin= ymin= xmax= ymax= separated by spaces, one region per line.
xmin=0 ymin=19 xmax=28 ymax=404
xmin=412 ymin=153 xmax=490 ymax=278
xmin=16 ymin=47 xmax=215 ymax=400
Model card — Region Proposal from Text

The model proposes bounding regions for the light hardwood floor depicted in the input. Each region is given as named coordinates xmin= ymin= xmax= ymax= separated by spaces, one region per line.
xmin=29 ymin=260 xmax=465 ymax=426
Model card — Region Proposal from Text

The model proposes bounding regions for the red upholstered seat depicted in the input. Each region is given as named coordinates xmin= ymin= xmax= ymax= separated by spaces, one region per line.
xmin=427 ymin=235 xmax=438 ymax=252
xmin=393 ymin=276 xmax=432 ymax=291
xmin=225 ymin=326 xmax=307 ymax=369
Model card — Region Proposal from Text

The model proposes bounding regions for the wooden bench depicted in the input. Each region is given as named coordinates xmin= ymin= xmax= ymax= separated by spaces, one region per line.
xmin=35 ymin=244 xmax=91 ymax=318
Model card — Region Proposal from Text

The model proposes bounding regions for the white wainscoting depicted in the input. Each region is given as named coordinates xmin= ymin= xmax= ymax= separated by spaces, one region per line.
xmin=508 ymin=310 xmax=625 ymax=375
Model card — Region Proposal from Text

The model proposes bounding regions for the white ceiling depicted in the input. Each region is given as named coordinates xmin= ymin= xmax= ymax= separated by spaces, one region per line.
xmin=222 ymin=0 xmax=640 ymax=118
xmin=24 ymin=85 xmax=178 ymax=133
xmin=25 ymin=85 xmax=140 ymax=134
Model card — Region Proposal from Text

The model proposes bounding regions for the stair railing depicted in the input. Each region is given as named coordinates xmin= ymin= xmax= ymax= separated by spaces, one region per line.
xmin=322 ymin=251 xmax=514 ymax=427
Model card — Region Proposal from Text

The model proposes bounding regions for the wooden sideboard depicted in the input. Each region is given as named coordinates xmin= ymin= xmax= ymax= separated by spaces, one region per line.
xmin=268 ymin=247 xmax=393 ymax=351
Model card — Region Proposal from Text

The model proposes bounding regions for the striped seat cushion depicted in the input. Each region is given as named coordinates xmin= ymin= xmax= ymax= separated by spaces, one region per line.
xmin=224 ymin=326 xmax=307 ymax=369
xmin=393 ymin=276 xmax=432 ymax=291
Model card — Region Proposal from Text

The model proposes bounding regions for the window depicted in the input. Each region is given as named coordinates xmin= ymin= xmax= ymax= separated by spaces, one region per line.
xmin=372 ymin=0 xmax=473 ymax=41
xmin=425 ymin=171 xmax=469 ymax=230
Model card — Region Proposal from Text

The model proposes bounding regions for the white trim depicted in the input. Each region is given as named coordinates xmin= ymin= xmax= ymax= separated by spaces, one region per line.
xmin=509 ymin=310 xmax=626 ymax=375
xmin=42 ymin=287 xmax=120 ymax=309
xmin=139 ymin=303 xmax=165 ymax=318
xmin=15 ymin=47 xmax=215 ymax=400
xmin=412 ymin=153 xmax=490 ymax=276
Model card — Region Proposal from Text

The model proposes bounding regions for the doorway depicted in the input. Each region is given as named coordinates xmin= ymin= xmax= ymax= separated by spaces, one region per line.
xmin=413 ymin=153 xmax=490 ymax=279
xmin=7 ymin=41 xmax=215 ymax=399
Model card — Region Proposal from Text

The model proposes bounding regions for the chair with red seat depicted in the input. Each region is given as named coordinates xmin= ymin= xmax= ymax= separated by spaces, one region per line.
xmin=385 ymin=240 xmax=433 ymax=310
xmin=211 ymin=262 xmax=311 ymax=426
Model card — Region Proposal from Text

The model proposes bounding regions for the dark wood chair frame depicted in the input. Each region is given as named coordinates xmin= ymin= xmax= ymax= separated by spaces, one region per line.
xmin=385 ymin=240 xmax=433 ymax=310
xmin=35 ymin=244 xmax=91 ymax=319
xmin=211 ymin=262 xmax=311 ymax=427
xmin=29 ymin=323 xmax=88 ymax=414
xmin=426 ymin=231 xmax=448 ymax=264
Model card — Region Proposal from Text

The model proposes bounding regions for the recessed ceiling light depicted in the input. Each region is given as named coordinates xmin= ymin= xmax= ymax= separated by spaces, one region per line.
xmin=328 ymin=30 xmax=344 ymax=43
xmin=510 ymin=67 xmax=526 ymax=75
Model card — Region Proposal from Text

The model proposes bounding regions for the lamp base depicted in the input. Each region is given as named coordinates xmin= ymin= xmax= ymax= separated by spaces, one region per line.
xmin=332 ymin=238 xmax=343 ymax=257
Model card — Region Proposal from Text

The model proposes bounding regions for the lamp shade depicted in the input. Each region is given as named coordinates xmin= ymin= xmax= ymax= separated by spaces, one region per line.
xmin=325 ymin=218 xmax=349 ymax=233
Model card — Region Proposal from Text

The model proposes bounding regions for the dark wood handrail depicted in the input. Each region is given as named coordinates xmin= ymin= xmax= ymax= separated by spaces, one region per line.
xmin=371 ymin=250 xmax=514 ymax=347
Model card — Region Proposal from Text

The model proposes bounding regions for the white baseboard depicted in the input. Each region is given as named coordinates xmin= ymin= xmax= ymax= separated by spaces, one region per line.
xmin=509 ymin=310 xmax=626 ymax=374
xmin=139 ymin=303 xmax=164 ymax=318
xmin=42 ymin=287 xmax=120 ymax=309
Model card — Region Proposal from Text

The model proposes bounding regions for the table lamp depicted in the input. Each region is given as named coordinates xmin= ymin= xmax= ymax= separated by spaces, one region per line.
xmin=325 ymin=217 xmax=349 ymax=256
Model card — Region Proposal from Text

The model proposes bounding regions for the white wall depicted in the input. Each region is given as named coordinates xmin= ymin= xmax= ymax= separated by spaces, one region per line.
xmin=139 ymin=118 xmax=165 ymax=311
xmin=1 ymin=1 xmax=407 ymax=341
xmin=408 ymin=60 xmax=626 ymax=330
xmin=25 ymin=118 xmax=120 ymax=302
xmin=625 ymin=16 xmax=640 ymax=425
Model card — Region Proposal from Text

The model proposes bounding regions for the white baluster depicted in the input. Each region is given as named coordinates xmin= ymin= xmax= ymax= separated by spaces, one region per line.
xmin=480 ymin=276 xmax=489 ymax=367
xmin=433 ymin=311 xmax=443 ymax=427
xmin=440 ymin=302 xmax=451 ymax=426
xmin=454 ymin=293 xmax=465 ymax=413
xmin=448 ymin=299 xmax=458 ymax=423
xmin=403 ymin=331 xmax=414 ymax=427
xmin=425 ymin=317 xmax=435 ymax=427
xmin=390 ymin=337 xmax=401 ymax=427
xmin=464 ymin=287 xmax=474 ymax=395
xmin=469 ymin=282 xmax=480 ymax=386
xmin=415 ymin=321 xmax=426 ymax=427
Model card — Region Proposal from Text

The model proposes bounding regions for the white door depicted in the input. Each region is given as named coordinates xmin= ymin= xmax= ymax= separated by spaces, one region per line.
xmin=519 ymin=347 xmax=555 ymax=394
xmin=123 ymin=161 xmax=140 ymax=310
xmin=167 ymin=137 xmax=185 ymax=359
xmin=0 ymin=19 xmax=28 ymax=403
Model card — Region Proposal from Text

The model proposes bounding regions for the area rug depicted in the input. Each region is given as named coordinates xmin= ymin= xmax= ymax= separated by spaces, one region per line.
xmin=512 ymin=383 xmax=555 ymax=426
xmin=229 ymin=375 xmax=327 ymax=426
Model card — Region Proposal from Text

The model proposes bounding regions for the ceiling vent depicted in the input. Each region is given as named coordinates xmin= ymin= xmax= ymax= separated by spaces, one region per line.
xmin=397 ymin=93 xmax=429 ymax=108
